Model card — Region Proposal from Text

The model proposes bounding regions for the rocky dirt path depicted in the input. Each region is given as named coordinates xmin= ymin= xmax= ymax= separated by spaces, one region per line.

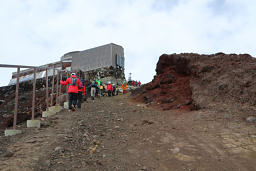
xmin=0 ymin=94 xmax=256 ymax=170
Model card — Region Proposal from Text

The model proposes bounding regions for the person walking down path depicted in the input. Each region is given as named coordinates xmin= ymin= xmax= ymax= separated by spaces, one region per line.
xmin=77 ymin=79 xmax=86 ymax=109
xmin=60 ymin=73 xmax=81 ymax=111
xmin=96 ymin=79 xmax=101 ymax=87
xmin=107 ymin=82 xmax=113 ymax=97
xmin=121 ymin=82 xmax=127 ymax=94
xmin=88 ymin=81 xmax=98 ymax=100
xmin=138 ymin=81 xmax=141 ymax=86
xmin=96 ymin=79 xmax=101 ymax=97
xmin=112 ymin=84 xmax=117 ymax=96
xmin=100 ymin=84 xmax=104 ymax=97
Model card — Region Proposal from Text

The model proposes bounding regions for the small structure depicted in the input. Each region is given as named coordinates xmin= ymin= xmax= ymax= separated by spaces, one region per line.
xmin=63 ymin=43 xmax=125 ymax=85
xmin=9 ymin=43 xmax=125 ymax=85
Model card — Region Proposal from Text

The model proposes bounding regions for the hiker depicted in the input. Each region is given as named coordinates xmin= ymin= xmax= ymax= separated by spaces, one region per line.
xmin=96 ymin=79 xmax=101 ymax=87
xmin=112 ymin=84 xmax=116 ymax=96
xmin=60 ymin=73 xmax=81 ymax=111
xmin=88 ymin=81 xmax=98 ymax=100
xmin=77 ymin=79 xmax=86 ymax=109
xmin=138 ymin=81 xmax=141 ymax=86
xmin=95 ymin=79 xmax=101 ymax=97
xmin=107 ymin=82 xmax=113 ymax=97
xmin=99 ymin=83 xmax=104 ymax=96
xmin=132 ymin=81 xmax=136 ymax=86
xmin=121 ymin=82 xmax=127 ymax=94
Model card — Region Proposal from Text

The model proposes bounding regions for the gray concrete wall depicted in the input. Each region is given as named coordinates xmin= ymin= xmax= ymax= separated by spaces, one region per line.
xmin=111 ymin=44 xmax=124 ymax=68
xmin=71 ymin=43 xmax=124 ymax=72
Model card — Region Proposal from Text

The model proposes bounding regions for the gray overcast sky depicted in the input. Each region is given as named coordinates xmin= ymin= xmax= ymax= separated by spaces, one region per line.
xmin=1 ymin=0 xmax=256 ymax=86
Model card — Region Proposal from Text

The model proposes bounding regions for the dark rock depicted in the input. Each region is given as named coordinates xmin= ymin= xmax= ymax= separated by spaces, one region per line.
xmin=200 ymin=66 xmax=215 ymax=73
xmin=184 ymin=100 xmax=192 ymax=105
xmin=141 ymin=120 xmax=154 ymax=125
xmin=161 ymin=98 xmax=175 ymax=104
xmin=177 ymin=104 xmax=182 ymax=109
xmin=218 ymin=84 xmax=228 ymax=91
xmin=54 ymin=146 xmax=64 ymax=153
xmin=0 ymin=100 xmax=5 ymax=105
xmin=143 ymin=96 xmax=152 ymax=104
xmin=3 ymin=151 xmax=14 ymax=158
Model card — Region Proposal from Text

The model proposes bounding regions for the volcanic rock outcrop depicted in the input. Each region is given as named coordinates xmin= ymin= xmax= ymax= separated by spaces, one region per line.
xmin=132 ymin=53 xmax=256 ymax=111
xmin=0 ymin=77 xmax=66 ymax=130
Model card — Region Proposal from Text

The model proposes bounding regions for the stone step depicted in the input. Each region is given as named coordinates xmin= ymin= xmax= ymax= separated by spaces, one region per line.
xmin=27 ymin=120 xmax=41 ymax=128
xmin=42 ymin=110 xmax=56 ymax=118
xmin=5 ymin=129 xmax=22 ymax=136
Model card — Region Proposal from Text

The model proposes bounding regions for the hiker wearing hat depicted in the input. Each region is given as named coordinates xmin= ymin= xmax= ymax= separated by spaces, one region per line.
xmin=107 ymin=81 xmax=113 ymax=97
xmin=60 ymin=73 xmax=81 ymax=111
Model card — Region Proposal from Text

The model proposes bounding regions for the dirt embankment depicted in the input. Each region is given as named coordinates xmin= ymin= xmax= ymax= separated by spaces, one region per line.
xmin=132 ymin=53 xmax=256 ymax=112
xmin=0 ymin=77 xmax=66 ymax=130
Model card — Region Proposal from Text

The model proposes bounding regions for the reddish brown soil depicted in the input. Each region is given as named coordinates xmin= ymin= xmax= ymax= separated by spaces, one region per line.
xmin=132 ymin=53 xmax=256 ymax=115
xmin=134 ymin=68 xmax=192 ymax=111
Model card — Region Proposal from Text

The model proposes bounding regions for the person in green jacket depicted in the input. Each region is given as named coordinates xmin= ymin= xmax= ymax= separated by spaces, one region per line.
xmin=96 ymin=79 xmax=101 ymax=97
xmin=96 ymin=79 xmax=101 ymax=86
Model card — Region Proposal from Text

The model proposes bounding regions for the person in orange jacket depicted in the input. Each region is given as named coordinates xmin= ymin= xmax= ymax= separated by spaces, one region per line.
xmin=121 ymin=82 xmax=127 ymax=94
xmin=77 ymin=79 xmax=86 ymax=109
xmin=60 ymin=73 xmax=81 ymax=110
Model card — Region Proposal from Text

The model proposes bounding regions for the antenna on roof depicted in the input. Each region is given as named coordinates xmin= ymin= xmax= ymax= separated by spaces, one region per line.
xmin=128 ymin=73 xmax=132 ymax=81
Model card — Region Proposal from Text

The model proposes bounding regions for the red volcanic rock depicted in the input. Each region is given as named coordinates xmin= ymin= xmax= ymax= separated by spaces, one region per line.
xmin=131 ymin=53 xmax=256 ymax=111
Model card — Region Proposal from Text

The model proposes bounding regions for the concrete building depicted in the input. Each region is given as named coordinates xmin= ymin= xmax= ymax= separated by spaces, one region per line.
xmin=62 ymin=43 xmax=125 ymax=85
xmin=61 ymin=43 xmax=124 ymax=72
xmin=9 ymin=43 xmax=125 ymax=85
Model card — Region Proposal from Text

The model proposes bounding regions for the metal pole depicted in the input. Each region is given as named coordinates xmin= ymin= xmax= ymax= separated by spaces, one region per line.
xmin=13 ymin=67 xmax=20 ymax=129
xmin=66 ymin=72 xmax=68 ymax=102
xmin=59 ymin=71 xmax=62 ymax=100
xmin=31 ymin=68 xmax=36 ymax=120
xmin=51 ymin=65 xmax=55 ymax=106
xmin=59 ymin=63 xmax=63 ymax=100
xmin=56 ymin=70 xmax=59 ymax=105
xmin=46 ymin=68 xmax=49 ymax=111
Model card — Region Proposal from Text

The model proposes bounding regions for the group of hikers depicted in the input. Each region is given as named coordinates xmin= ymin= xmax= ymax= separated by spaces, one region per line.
xmin=128 ymin=80 xmax=141 ymax=86
xmin=60 ymin=72 xmax=129 ymax=111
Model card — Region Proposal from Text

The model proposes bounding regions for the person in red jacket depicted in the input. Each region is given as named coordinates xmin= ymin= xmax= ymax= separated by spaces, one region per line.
xmin=138 ymin=81 xmax=141 ymax=86
xmin=60 ymin=73 xmax=81 ymax=110
xmin=107 ymin=82 xmax=113 ymax=97
xmin=77 ymin=79 xmax=86 ymax=109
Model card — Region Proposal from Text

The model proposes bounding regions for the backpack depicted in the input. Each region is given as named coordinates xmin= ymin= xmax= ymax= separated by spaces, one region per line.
xmin=79 ymin=79 xmax=84 ymax=88
xmin=71 ymin=78 xmax=77 ymax=86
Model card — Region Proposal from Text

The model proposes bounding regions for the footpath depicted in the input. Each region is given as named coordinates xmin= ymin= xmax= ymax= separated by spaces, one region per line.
xmin=0 ymin=94 xmax=256 ymax=171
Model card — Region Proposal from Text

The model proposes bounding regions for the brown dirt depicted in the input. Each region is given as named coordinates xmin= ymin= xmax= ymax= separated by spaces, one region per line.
xmin=0 ymin=94 xmax=256 ymax=170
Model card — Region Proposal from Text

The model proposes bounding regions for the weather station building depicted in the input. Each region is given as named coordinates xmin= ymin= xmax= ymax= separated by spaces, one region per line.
xmin=9 ymin=43 xmax=125 ymax=85
xmin=62 ymin=43 xmax=125 ymax=85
